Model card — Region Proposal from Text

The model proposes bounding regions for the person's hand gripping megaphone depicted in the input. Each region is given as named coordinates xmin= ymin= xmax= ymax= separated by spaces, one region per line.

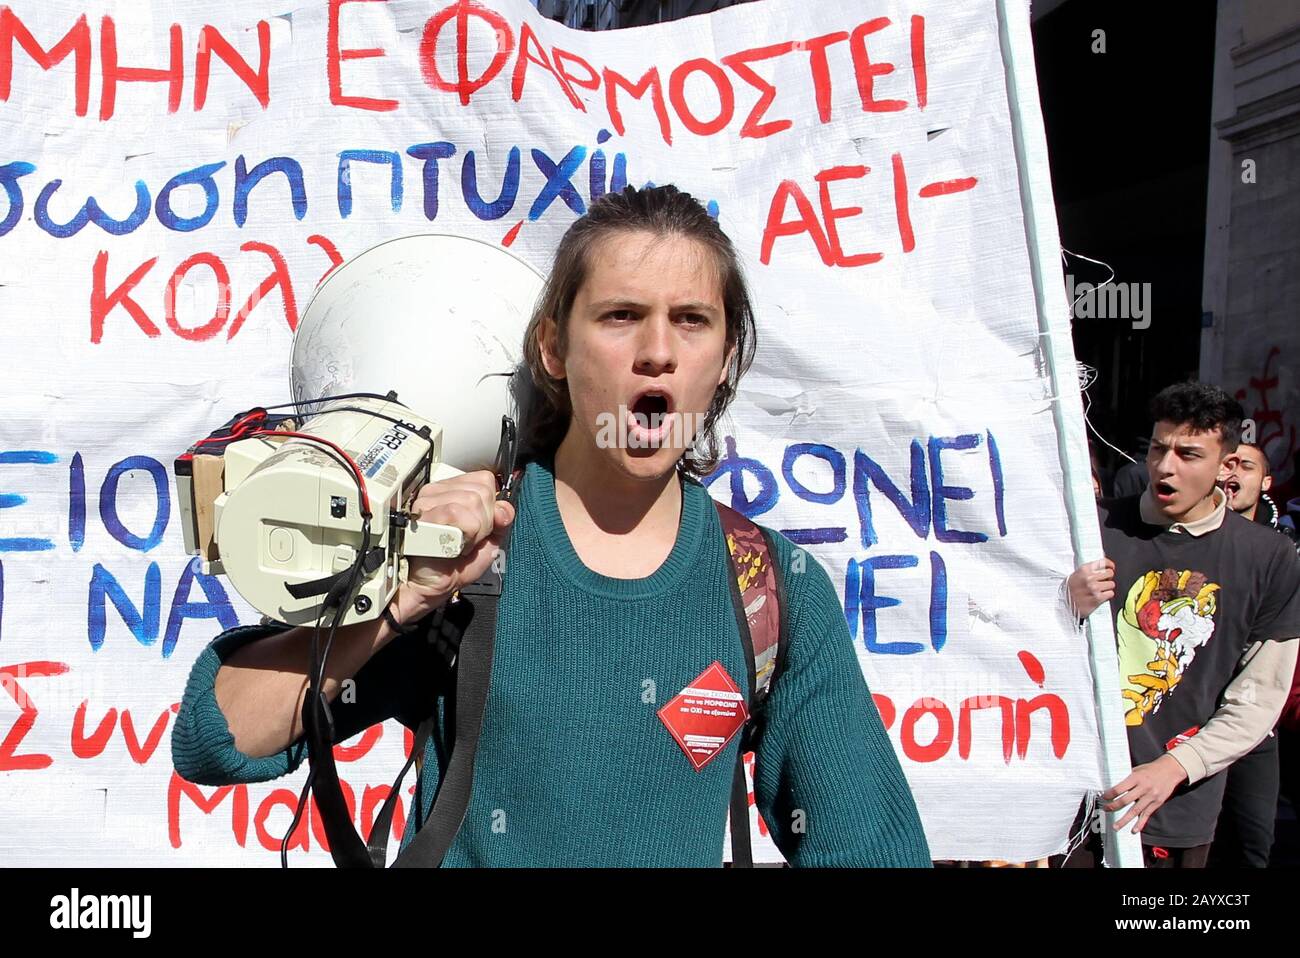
xmin=392 ymin=470 xmax=516 ymax=624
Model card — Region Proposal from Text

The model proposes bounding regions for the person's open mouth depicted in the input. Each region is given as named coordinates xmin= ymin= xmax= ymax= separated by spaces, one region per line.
xmin=1224 ymin=479 xmax=1241 ymax=499
xmin=627 ymin=386 xmax=676 ymax=448
xmin=1154 ymin=480 xmax=1178 ymax=503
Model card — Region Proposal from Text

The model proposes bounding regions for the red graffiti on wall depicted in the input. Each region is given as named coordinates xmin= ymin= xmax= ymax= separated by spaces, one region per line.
xmin=1235 ymin=346 xmax=1297 ymax=485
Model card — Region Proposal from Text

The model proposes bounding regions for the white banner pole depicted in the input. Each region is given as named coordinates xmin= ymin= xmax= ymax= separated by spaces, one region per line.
xmin=994 ymin=0 xmax=1143 ymax=867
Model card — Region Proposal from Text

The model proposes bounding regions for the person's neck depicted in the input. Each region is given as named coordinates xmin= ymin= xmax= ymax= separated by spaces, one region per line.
xmin=1239 ymin=502 xmax=1258 ymax=522
xmin=551 ymin=428 xmax=682 ymax=536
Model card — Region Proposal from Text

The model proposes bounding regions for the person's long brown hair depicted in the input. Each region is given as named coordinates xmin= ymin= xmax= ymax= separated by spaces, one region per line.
xmin=516 ymin=184 xmax=756 ymax=479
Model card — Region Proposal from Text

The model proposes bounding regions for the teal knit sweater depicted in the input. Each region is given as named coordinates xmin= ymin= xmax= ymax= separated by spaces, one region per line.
xmin=172 ymin=457 xmax=931 ymax=867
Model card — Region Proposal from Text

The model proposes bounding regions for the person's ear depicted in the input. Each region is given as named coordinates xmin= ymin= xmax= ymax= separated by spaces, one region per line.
xmin=1263 ymin=473 xmax=1273 ymax=493
xmin=717 ymin=340 xmax=736 ymax=389
xmin=539 ymin=316 xmax=566 ymax=381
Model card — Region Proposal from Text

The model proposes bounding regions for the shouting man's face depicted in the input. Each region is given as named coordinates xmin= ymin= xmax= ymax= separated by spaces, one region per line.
xmin=540 ymin=230 xmax=732 ymax=484
xmin=1220 ymin=442 xmax=1272 ymax=518
xmin=1146 ymin=420 xmax=1231 ymax=523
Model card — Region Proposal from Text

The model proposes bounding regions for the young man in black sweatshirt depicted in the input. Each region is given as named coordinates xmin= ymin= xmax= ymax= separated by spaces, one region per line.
xmin=1062 ymin=384 xmax=1300 ymax=868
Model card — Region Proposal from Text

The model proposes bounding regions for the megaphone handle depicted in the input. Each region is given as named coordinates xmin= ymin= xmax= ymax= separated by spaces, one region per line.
xmin=402 ymin=519 xmax=466 ymax=559
xmin=401 ymin=415 xmax=517 ymax=562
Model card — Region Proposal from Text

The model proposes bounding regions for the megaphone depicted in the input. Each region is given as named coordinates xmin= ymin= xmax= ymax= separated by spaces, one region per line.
xmin=174 ymin=234 xmax=544 ymax=627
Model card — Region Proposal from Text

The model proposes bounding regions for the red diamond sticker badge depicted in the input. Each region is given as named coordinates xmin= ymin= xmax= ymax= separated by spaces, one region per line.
xmin=658 ymin=661 xmax=749 ymax=771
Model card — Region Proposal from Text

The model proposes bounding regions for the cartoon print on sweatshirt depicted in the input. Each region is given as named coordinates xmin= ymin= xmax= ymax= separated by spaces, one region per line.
xmin=1116 ymin=568 xmax=1221 ymax=726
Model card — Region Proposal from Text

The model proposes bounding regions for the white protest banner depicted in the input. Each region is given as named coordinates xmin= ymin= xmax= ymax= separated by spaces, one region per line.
xmin=0 ymin=0 xmax=1121 ymax=865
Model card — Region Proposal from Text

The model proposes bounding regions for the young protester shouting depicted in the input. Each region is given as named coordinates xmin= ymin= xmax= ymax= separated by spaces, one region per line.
xmin=1211 ymin=442 xmax=1300 ymax=867
xmin=1222 ymin=442 xmax=1285 ymax=530
xmin=172 ymin=185 xmax=932 ymax=868
xmin=1062 ymin=384 xmax=1300 ymax=868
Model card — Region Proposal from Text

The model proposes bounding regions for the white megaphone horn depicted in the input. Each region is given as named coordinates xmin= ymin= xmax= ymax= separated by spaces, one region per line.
xmin=174 ymin=234 xmax=544 ymax=627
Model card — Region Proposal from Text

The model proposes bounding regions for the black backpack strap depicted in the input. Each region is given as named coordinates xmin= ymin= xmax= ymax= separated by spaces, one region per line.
xmin=729 ymin=745 xmax=754 ymax=867
xmin=305 ymin=465 xmax=519 ymax=869
xmin=392 ymin=585 xmax=499 ymax=868
xmin=304 ymin=589 xmax=491 ymax=868
xmin=390 ymin=463 xmax=522 ymax=867
xmin=362 ymin=595 xmax=474 ymax=866
xmin=714 ymin=501 xmax=788 ymax=867
xmin=302 ymin=595 xmax=467 ymax=867
xmin=366 ymin=714 xmax=435 ymax=865
xmin=302 ymin=658 xmax=374 ymax=867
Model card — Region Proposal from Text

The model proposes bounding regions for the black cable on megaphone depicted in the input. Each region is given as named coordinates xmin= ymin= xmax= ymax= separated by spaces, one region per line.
xmin=301 ymin=513 xmax=379 ymax=867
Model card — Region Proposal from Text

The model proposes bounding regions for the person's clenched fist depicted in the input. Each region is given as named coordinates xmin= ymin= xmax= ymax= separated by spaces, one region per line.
xmin=394 ymin=470 xmax=515 ymax=622
xmin=1066 ymin=557 xmax=1116 ymax=619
